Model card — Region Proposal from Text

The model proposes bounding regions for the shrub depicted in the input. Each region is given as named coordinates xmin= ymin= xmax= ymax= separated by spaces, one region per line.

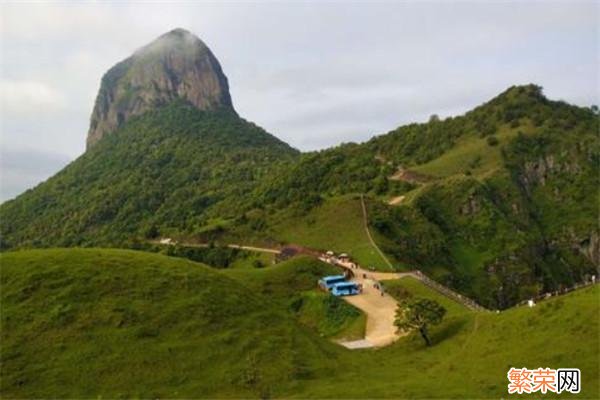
xmin=486 ymin=136 xmax=499 ymax=146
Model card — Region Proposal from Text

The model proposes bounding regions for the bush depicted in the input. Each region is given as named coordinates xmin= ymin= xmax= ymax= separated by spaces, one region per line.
xmin=486 ymin=136 xmax=499 ymax=146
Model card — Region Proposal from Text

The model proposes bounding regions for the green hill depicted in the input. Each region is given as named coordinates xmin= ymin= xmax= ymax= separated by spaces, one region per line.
xmin=0 ymin=102 xmax=297 ymax=249
xmin=268 ymin=195 xmax=391 ymax=269
xmin=0 ymin=249 xmax=338 ymax=398
xmin=299 ymin=280 xmax=599 ymax=399
xmin=2 ymin=85 xmax=597 ymax=310
xmin=1 ymin=249 xmax=598 ymax=398
xmin=224 ymin=256 xmax=366 ymax=340
xmin=250 ymin=85 xmax=599 ymax=309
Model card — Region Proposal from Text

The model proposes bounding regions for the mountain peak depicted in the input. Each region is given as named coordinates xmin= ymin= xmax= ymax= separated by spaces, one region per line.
xmin=86 ymin=28 xmax=235 ymax=149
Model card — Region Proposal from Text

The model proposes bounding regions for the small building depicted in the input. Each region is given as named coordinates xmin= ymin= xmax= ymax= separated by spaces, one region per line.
xmin=338 ymin=253 xmax=350 ymax=261
xmin=325 ymin=250 xmax=334 ymax=257
xmin=159 ymin=238 xmax=174 ymax=245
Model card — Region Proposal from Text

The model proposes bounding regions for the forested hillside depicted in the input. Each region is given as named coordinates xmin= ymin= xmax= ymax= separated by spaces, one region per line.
xmin=249 ymin=85 xmax=599 ymax=308
xmin=0 ymin=101 xmax=297 ymax=248
xmin=1 ymin=85 xmax=597 ymax=309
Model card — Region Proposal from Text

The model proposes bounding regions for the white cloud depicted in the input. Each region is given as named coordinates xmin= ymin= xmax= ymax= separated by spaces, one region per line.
xmin=0 ymin=80 xmax=67 ymax=114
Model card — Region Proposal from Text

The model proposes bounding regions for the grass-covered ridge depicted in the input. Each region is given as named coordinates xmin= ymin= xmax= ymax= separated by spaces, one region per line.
xmin=224 ymin=255 xmax=366 ymax=340
xmin=269 ymin=195 xmax=390 ymax=269
xmin=1 ymin=249 xmax=598 ymax=398
xmin=0 ymin=249 xmax=338 ymax=398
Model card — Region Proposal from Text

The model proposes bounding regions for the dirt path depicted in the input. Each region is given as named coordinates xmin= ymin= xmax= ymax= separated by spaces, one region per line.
xmin=330 ymin=259 xmax=409 ymax=348
xmin=360 ymin=194 xmax=395 ymax=271
xmin=342 ymin=269 xmax=404 ymax=347
xmin=388 ymin=195 xmax=405 ymax=205
xmin=153 ymin=240 xmax=281 ymax=254
xmin=226 ymin=244 xmax=280 ymax=254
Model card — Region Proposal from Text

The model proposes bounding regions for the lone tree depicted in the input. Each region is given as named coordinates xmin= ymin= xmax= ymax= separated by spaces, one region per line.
xmin=395 ymin=298 xmax=446 ymax=346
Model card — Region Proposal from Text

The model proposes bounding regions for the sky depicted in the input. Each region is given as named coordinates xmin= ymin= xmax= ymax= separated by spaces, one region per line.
xmin=1 ymin=1 xmax=598 ymax=202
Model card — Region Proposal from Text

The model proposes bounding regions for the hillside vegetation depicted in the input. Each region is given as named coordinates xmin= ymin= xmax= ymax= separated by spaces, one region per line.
xmin=0 ymin=101 xmax=297 ymax=249
xmin=269 ymin=195 xmax=391 ymax=269
xmin=0 ymin=249 xmax=338 ymax=398
xmin=224 ymin=256 xmax=366 ymax=340
xmin=1 ymin=249 xmax=598 ymax=398
xmin=253 ymin=85 xmax=600 ymax=309
xmin=1 ymin=85 xmax=597 ymax=310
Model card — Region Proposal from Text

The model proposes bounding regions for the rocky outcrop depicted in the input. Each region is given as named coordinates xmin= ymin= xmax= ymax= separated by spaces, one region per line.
xmin=86 ymin=28 xmax=235 ymax=149
xmin=460 ymin=194 xmax=481 ymax=215
xmin=520 ymin=154 xmax=581 ymax=194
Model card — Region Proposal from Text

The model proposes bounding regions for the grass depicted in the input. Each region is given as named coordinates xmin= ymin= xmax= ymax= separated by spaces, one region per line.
xmin=271 ymin=195 xmax=390 ymax=270
xmin=0 ymin=249 xmax=340 ymax=398
xmin=295 ymin=284 xmax=599 ymax=399
xmin=411 ymin=122 xmax=533 ymax=179
xmin=384 ymin=276 xmax=471 ymax=317
xmin=1 ymin=248 xmax=598 ymax=398
xmin=224 ymin=255 xmax=366 ymax=340
xmin=228 ymin=251 xmax=275 ymax=269
xmin=293 ymin=291 xmax=366 ymax=341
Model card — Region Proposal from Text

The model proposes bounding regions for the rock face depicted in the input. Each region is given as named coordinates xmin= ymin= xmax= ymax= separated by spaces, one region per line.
xmin=86 ymin=28 xmax=235 ymax=149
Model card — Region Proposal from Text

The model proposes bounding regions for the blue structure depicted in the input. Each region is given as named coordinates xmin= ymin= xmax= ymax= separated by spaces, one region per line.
xmin=331 ymin=282 xmax=361 ymax=296
xmin=318 ymin=275 xmax=346 ymax=290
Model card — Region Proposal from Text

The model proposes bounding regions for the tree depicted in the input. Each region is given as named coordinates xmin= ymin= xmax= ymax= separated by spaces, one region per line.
xmin=394 ymin=298 xmax=446 ymax=346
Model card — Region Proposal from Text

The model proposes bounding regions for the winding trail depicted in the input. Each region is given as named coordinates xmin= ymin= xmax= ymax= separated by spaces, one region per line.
xmin=324 ymin=257 xmax=410 ymax=348
xmin=152 ymin=240 xmax=281 ymax=254
xmin=360 ymin=194 xmax=395 ymax=271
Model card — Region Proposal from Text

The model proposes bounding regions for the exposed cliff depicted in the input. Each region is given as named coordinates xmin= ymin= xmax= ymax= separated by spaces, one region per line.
xmin=86 ymin=28 xmax=235 ymax=149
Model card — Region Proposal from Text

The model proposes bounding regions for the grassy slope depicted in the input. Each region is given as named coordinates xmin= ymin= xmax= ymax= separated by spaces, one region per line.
xmin=410 ymin=121 xmax=532 ymax=179
xmin=228 ymin=251 xmax=274 ymax=269
xmin=270 ymin=195 xmax=390 ymax=269
xmin=0 ymin=249 xmax=339 ymax=398
xmin=297 ymin=283 xmax=599 ymax=399
xmin=2 ymin=249 xmax=598 ymax=399
xmin=385 ymin=276 xmax=470 ymax=316
xmin=224 ymin=256 xmax=366 ymax=340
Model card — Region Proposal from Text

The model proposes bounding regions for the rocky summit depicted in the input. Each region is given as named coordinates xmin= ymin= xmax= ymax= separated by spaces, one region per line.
xmin=86 ymin=28 xmax=235 ymax=149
